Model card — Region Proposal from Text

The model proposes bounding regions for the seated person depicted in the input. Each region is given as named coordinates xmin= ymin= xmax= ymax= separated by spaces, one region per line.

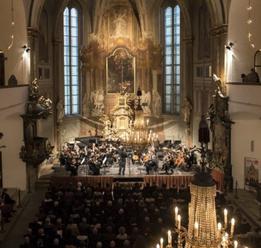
xmin=244 ymin=68 xmax=260 ymax=83
xmin=1 ymin=188 xmax=15 ymax=206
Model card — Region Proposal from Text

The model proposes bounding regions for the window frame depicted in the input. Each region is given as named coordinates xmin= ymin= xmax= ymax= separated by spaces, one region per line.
xmin=162 ymin=3 xmax=181 ymax=115
xmin=63 ymin=2 xmax=82 ymax=116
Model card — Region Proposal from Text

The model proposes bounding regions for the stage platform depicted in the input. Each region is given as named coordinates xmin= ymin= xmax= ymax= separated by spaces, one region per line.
xmin=51 ymin=164 xmax=224 ymax=192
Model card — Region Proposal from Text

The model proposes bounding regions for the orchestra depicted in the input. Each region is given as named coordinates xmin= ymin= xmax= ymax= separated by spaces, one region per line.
xmin=59 ymin=139 xmax=201 ymax=176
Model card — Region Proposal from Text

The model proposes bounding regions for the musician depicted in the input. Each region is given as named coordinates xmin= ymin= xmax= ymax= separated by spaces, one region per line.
xmin=118 ymin=146 xmax=127 ymax=176
xmin=88 ymin=155 xmax=101 ymax=175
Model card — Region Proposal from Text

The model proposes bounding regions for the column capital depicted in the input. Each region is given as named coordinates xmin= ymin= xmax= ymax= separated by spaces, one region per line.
xmin=27 ymin=27 xmax=39 ymax=38
xmin=210 ymin=25 xmax=228 ymax=36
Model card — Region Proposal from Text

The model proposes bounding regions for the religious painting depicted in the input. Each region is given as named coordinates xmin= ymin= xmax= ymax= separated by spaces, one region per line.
xmin=244 ymin=157 xmax=259 ymax=192
xmin=106 ymin=47 xmax=135 ymax=94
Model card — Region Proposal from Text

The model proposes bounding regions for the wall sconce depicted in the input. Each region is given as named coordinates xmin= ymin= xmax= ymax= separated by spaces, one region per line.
xmin=22 ymin=45 xmax=31 ymax=53
xmin=225 ymin=42 xmax=234 ymax=50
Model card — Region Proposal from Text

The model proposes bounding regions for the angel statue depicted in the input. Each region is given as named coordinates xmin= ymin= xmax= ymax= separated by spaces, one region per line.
xmin=29 ymin=78 xmax=40 ymax=101
xmin=213 ymin=74 xmax=226 ymax=97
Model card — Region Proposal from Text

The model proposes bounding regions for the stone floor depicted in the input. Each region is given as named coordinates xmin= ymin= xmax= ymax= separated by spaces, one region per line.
xmin=227 ymin=189 xmax=261 ymax=228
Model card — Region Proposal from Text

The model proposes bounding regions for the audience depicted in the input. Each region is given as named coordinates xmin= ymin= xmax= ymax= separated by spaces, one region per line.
xmin=0 ymin=188 xmax=16 ymax=224
xmin=20 ymin=182 xmax=257 ymax=248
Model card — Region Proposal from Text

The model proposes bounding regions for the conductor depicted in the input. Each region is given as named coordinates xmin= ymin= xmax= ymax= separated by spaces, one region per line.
xmin=118 ymin=146 xmax=127 ymax=175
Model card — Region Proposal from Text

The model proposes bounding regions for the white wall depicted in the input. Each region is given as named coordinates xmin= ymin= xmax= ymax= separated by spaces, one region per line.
xmin=227 ymin=0 xmax=261 ymax=82
xmin=0 ymin=0 xmax=29 ymax=84
xmin=0 ymin=86 xmax=28 ymax=190
xmin=228 ymin=84 xmax=261 ymax=188
xmin=227 ymin=0 xmax=261 ymax=188
xmin=231 ymin=120 xmax=261 ymax=189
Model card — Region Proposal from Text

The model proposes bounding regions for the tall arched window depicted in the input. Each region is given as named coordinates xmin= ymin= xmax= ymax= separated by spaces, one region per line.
xmin=163 ymin=5 xmax=181 ymax=114
xmin=63 ymin=7 xmax=80 ymax=115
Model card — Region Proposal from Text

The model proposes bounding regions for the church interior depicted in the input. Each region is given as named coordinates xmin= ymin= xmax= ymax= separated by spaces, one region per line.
xmin=0 ymin=0 xmax=261 ymax=247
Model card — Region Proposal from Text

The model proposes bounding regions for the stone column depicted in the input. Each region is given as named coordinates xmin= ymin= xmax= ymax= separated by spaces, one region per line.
xmin=211 ymin=25 xmax=228 ymax=82
xmin=53 ymin=38 xmax=63 ymax=151
xmin=26 ymin=165 xmax=38 ymax=193
xmin=27 ymin=27 xmax=39 ymax=82
xmin=183 ymin=36 xmax=193 ymax=143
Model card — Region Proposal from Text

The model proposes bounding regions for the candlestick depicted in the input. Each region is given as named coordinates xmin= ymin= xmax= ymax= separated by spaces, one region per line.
xmin=194 ymin=221 xmax=199 ymax=238
xmin=160 ymin=238 xmax=163 ymax=248
xmin=167 ymin=230 xmax=172 ymax=245
xmin=224 ymin=208 xmax=228 ymax=228
xmin=230 ymin=218 xmax=235 ymax=236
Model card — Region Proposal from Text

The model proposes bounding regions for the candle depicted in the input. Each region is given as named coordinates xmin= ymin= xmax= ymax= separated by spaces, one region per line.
xmin=160 ymin=238 xmax=163 ymax=248
xmin=147 ymin=119 xmax=149 ymax=126
xmin=217 ymin=222 xmax=222 ymax=238
xmin=167 ymin=230 xmax=172 ymax=245
xmin=194 ymin=221 xmax=199 ymax=238
xmin=230 ymin=218 xmax=235 ymax=236
xmin=156 ymin=244 xmax=160 ymax=248
xmin=234 ymin=240 xmax=238 ymax=248
xmin=174 ymin=206 xmax=178 ymax=225
xmin=177 ymin=215 xmax=181 ymax=230
xmin=224 ymin=209 xmax=228 ymax=228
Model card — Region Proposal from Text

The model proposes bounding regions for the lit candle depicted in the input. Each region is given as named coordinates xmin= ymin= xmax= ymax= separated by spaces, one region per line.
xmin=160 ymin=238 xmax=163 ymax=248
xmin=224 ymin=209 xmax=228 ymax=228
xmin=217 ymin=222 xmax=222 ymax=239
xmin=156 ymin=244 xmax=160 ymax=248
xmin=194 ymin=221 xmax=199 ymax=238
xmin=167 ymin=230 xmax=172 ymax=245
xmin=230 ymin=218 xmax=235 ymax=236
xmin=147 ymin=119 xmax=149 ymax=126
xmin=174 ymin=206 xmax=178 ymax=225
xmin=234 ymin=240 xmax=238 ymax=248
xmin=177 ymin=215 xmax=181 ymax=230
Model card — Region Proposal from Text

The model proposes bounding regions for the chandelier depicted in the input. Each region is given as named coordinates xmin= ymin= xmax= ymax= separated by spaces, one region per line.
xmin=154 ymin=117 xmax=240 ymax=248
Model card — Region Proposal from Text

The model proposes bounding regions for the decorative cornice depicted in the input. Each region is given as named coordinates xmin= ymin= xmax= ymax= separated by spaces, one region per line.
xmin=210 ymin=24 xmax=228 ymax=36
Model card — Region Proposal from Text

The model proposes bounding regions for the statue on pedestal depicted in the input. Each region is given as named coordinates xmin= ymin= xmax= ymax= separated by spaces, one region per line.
xmin=182 ymin=97 xmax=192 ymax=126
xmin=141 ymin=90 xmax=151 ymax=115
xmin=152 ymin=90 xmax=161 ymax=117
xmin=91 ymin=89 xmax=104 ymax=116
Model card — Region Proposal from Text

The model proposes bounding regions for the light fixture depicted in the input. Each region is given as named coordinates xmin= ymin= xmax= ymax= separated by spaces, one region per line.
xmin=154 ymin=118 xmax=245 ymax=248
xmin=225 ymin=42 xmax=234 ymax=50
xmin=22 ymin=45 xmax=31 ymax=53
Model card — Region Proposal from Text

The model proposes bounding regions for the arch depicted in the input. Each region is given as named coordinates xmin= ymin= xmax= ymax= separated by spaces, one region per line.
xmin=206 ymin=0 xmax=228 ymax=27
xmin=151 ymin=0 xmax=192 ymax=38
xmin=28 ymin=0 xmax=45 ymax=28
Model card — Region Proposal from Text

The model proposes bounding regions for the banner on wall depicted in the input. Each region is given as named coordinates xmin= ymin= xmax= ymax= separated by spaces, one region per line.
xmin=244 ymin=157 xmax=259 ymax=192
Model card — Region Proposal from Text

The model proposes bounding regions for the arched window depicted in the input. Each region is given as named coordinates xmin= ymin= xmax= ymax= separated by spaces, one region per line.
xmin=163 ymin=5 xmax=181 ymax=114
xmin=63 ymin=7 xmax=80 ymax=115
